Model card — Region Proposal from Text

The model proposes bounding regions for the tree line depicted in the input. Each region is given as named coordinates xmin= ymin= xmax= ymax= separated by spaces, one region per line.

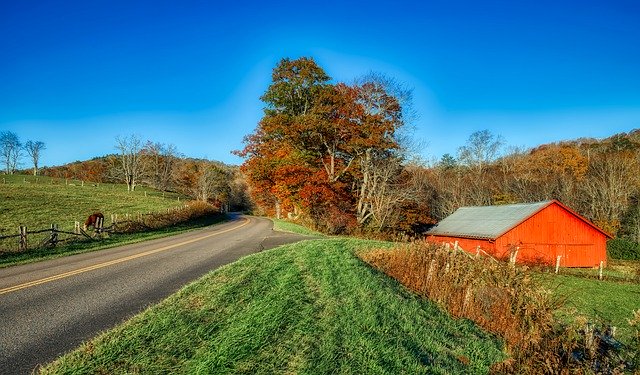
xmin=238 ymin=57 xmax=640 ymax=244
xmin=426 ymin=129 xmax=640 ymax=242
xmin=39 ymin=135 xmax=251 ymax=212
xmin=0 ymin=131 xmax=46 ymax=176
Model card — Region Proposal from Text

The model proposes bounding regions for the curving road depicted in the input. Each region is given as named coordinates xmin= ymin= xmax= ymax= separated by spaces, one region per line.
xmin=0 ymin=215 xmax=311 ymax=375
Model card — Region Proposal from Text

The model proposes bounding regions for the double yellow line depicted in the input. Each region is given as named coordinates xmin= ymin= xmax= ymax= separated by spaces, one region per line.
xmin=0 ymin=218 xmax=250 ymax=296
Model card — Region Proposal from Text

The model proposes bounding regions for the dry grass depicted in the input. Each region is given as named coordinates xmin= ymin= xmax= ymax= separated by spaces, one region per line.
xmin=359 ymin=241 xmax=634 ymax=374
xmin=112 ymin=200 xmax=218 ymax=233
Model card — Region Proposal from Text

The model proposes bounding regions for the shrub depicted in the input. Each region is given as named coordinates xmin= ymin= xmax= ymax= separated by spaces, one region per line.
xmin=359 ymin=242 xmax=630 ymax=373
xmin=607 ymin=238 xmax=640 ymax=260
xmin=113 ymin=201 xmax=219 ymax=234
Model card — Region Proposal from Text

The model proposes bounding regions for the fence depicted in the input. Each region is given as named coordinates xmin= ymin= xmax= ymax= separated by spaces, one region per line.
xmin=443 ymin=240 xmax=612 ymax=282
xmin=0 ymin=205 xmax=198 ymax=254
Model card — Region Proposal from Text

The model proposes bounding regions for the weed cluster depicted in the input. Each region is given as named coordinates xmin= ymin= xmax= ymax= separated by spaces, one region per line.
xmin=359 ymin=242 xmax=632 ymax=373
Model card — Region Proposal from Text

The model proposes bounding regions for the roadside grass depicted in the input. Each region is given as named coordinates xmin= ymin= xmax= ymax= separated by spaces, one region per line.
xmin=271 ymin=218 xmax=324 ymax=236
xmin=40 ymin=239 xmax=506 ymax=374
xmin=0 ymin=174 xmax=185 ymax=236
xmin=0 ymin=214 xmax=226 ymax=268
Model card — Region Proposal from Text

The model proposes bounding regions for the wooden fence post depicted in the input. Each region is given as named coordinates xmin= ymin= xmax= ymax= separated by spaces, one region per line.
xmin=19 ymin=226 xmax=27 ymax=251
xmin=50 ymin=224 xmax=59 ymax=245
xmin=509 ymin=247 xmax=519 ymax=266
xmin=555 ymin=255 xmax=562 ymax=274
xmin=74 ymin=221 xmax=80 ymax=234
xmin=598 ymin=261 xmax=604 ymax=280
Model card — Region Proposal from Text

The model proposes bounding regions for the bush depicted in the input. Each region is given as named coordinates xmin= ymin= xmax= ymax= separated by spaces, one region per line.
xmin=607 ymin=238 xmax=640 ymax=260
xmin=113 ymin=201 xmax=219 ymax=234
xmin=359 ymin=242 xmax=630 ymax=373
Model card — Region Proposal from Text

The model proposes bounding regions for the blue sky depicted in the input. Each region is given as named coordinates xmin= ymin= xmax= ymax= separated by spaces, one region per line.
xmin=1 ymin=0 xmax=639 ymax=167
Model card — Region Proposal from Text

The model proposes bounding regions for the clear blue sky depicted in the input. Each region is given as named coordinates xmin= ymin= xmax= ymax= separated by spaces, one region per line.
xmin=1 ymin=0 xmax=639 ymax=167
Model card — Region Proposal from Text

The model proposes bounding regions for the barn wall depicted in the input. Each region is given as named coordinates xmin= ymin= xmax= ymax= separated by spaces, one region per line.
xmin=498 ymin=203 xmax=607 ymax=267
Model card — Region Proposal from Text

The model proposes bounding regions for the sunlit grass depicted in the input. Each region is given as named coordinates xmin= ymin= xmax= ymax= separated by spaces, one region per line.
xmin=271 ymin=218 xmax=324 ymax=236
xmin=541 ymin=273 xmax=640 ymax=345
xmin=39 ymin=239 xmax=505 ymax=374
xmin=0 ymin=174 xmax=185 ymax=234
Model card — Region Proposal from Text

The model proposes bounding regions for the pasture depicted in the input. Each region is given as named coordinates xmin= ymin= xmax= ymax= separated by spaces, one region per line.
xmin=0 ymin=174 xmax=223 ymax=266
xmin=0 ymin=174 xmax=185 ymax=236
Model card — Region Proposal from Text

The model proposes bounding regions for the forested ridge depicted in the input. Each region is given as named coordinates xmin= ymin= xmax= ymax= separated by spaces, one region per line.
xmin=238 ymin=57 xmax=640 ymax=248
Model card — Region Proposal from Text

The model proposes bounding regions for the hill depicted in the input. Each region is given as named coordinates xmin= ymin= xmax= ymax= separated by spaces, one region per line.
xmin=0 ymin=174 xmax=184 ymax=237
xmin=39 ymin=239 xmax=506 ymax=374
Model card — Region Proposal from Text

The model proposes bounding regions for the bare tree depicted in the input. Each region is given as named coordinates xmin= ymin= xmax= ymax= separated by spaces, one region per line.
xmin=144 ymin=142 xmax=178 ymax=191
xmin=24 ymin=140 xmax=46 ymax=176
xmin=195 ymin=162 xmax=231 ymax=205
xmin=114 ymin=135 xmax=146 ymax=192
xmin=0 ymin=131 xmax=21 ymax=174
xmin=580 ymin=150 xmax=639 ymax=235
xmin=458 ymin=130 xmax=504 ymax=175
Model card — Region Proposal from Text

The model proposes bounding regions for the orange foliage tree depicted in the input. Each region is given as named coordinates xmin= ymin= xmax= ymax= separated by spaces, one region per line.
xmin=236 ymin=57 xmax=423 ymax=234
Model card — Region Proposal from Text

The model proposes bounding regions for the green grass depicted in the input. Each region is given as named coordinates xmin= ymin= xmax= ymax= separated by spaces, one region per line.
xmin=0 ymin=214 xmax=226 ymax=268
xmin=0 ymin=174 xmax=225 ymax=267
xmin=271 ymin=218 xmax=325 ymax=236
xmin=0 ymin=174 xmax=186 ymax=235
xmin=541 ymin=272 xmax=640 ymax=346
xmin=40 ymin=239 xmax=506 ymax=374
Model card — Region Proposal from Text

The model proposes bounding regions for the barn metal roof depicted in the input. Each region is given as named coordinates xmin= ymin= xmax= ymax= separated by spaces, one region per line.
xmin=426 ymin=201 xmax=554 ymax=240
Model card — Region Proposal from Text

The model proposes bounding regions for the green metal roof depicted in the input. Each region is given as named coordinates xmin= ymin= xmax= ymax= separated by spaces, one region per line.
xmin=426 ymin=201 xmax=553 ymax=239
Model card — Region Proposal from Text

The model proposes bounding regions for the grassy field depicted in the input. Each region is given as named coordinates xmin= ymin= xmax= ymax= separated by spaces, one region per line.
xmin=541 ymin=272 xmax=640 ymax=346
xmin=40 ymin=239 xmax=506 ymax=374
xmin=0 ymin=174 xmax=185 ymax=235
xmin=0 ymin=214 xmax=226 ymax=268
xmin=0 ymin=174 xmax=225 ymax=267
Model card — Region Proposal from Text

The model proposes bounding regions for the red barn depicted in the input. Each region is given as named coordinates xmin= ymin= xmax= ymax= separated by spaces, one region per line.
xmin=426 ymin=200 xmax=612 ymax=267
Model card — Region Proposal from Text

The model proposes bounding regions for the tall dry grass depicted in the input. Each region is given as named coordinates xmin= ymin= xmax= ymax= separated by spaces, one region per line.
xmin=113 ymin=201 xmax=219 ymax=233
xmin=359 ymin=241 xmax=629 ymax=373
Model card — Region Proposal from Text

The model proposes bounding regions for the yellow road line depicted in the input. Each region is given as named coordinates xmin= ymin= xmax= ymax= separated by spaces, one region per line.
xmin=0 ymin=218 xmax=250 ymax=296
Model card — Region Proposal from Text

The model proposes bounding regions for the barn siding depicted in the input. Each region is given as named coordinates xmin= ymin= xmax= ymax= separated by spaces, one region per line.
xmin=427 ymin=202 xmax=608 ymax=267
xmin=498 ymin=203 xmax=606 ymax=267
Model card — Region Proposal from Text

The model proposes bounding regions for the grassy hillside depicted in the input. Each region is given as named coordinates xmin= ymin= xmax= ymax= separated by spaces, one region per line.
xmin=0 ymin=174 xmax=185 ymax=235
xmin=40 ymin=239 xmax=506 ymax=374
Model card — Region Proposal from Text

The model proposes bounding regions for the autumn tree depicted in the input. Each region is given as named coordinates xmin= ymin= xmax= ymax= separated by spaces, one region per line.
xmin=237 ymin=57 xmax=331 ymax=220
xmin=238 ymin=57 xmax=413 ymax=233
xmin=24 ymin=140 xmax=46 ymax=176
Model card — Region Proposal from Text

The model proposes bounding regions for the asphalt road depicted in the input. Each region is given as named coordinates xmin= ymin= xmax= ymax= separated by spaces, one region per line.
xmin=0 ymin=215 xmax=311 ymax=374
